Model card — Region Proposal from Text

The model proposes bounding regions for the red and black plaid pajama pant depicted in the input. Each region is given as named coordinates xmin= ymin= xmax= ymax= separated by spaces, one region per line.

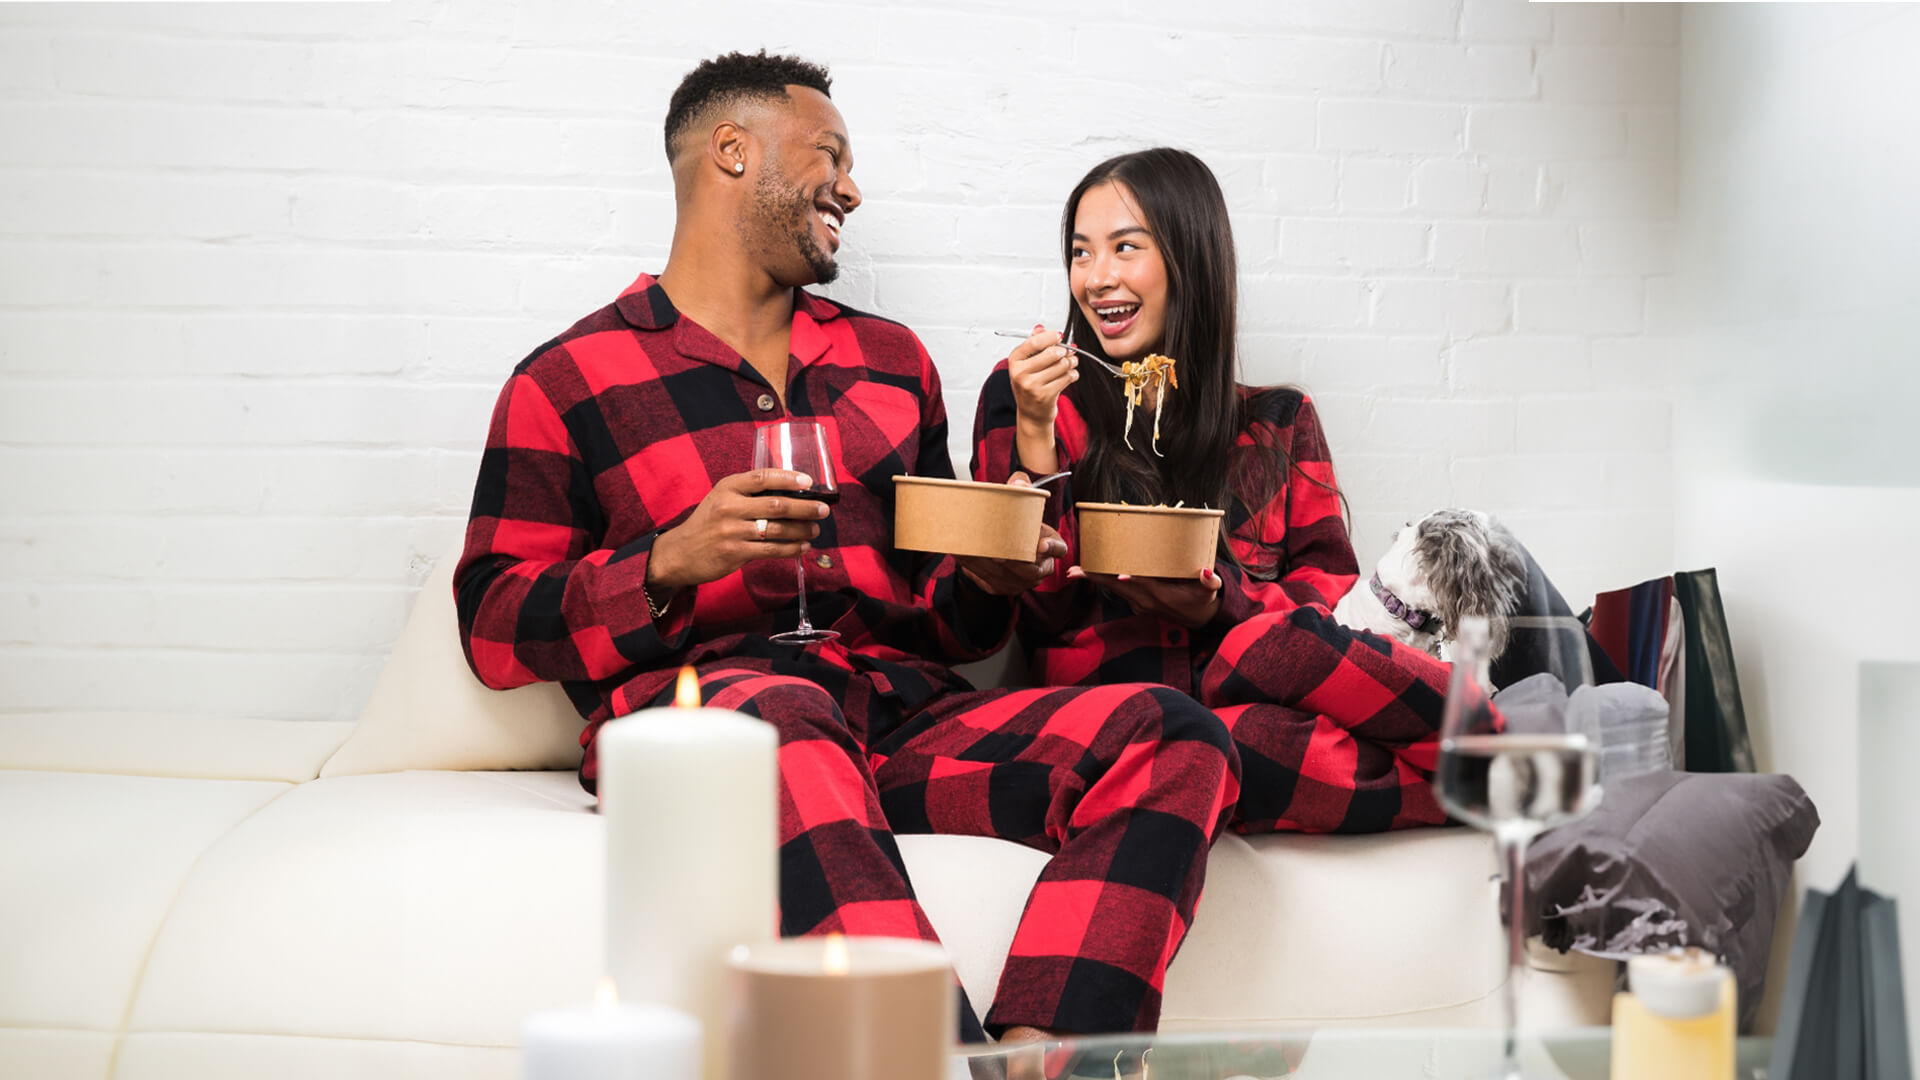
xmin=1200 ymin=604 xmax=1456 ymax=834
xmin=631 ymin=657 xmax=1239 ymax=1039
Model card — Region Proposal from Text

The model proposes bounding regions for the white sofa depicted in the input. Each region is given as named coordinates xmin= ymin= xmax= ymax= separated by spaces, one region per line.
xmin=0 ymin=550 xmax=1618 ymax=1080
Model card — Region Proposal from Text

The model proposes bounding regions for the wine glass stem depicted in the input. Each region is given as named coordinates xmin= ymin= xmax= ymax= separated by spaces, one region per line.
xmin=792 ymin=554 xmax=813 ymax=632
xmin=1497 ymin=828 xmax=1532 ymax=1074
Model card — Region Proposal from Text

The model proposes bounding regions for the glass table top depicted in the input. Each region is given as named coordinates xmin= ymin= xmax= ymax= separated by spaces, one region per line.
xmin=951 ymin=1027 xmax=1773 ymax=1079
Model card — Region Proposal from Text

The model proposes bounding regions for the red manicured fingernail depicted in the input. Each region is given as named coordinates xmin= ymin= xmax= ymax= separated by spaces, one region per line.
xmin=1202 ymin=568 xmax=1216 ymax=582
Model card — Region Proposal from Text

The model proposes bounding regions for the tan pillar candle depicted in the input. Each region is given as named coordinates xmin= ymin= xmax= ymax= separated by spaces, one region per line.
xmin=725 ymin=935 xmax=956 ymax=1080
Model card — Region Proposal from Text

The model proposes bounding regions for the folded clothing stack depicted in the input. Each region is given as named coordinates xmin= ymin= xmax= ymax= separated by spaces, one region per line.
xmin=1496 ymin=673 xmax=1671 ymax=784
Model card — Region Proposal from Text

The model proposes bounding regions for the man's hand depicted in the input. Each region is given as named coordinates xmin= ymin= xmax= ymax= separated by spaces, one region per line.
xmin=958 ymin=524 xmax=1068 ymax=597
xmin=648 ymin=468 xmax=830 ymax=590
xmin=1067 ymin=564 xmax=1224 ymax=629
xmin=955 ymin=472 xmax=1067 ymax=596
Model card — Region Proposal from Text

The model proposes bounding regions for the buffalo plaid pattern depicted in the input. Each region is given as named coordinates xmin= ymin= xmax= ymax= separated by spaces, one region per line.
xmin=456 ymin=273 xmax=1007 ymax=775
xmin=1203 ymin=606 xmax=1452 ymax=832
xmin=604 ymin=607 xmax=1237 ymax=1037
xmin=974 ymin=368 xmax=1454 ymax=833
xmin=972 ymin=368 xmax=1358 ymax=693
xmin=872 ymin=681 xmax=1237 ymax=1034
xmin=456 ymin=275 xmax=1235 ymax=1036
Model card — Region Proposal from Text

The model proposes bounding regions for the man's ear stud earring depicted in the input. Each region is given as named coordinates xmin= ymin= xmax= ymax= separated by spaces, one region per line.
xmin=735 ymin=162 xmax=745 ymax=173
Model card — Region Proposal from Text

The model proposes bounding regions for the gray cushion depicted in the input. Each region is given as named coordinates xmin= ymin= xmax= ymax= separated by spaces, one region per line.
xmin=1524 ymin=768 xmax=1819 ymax=1030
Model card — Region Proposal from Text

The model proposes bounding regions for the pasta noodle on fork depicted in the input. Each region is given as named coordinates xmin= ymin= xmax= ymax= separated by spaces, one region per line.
xmin=1119 ymin=353 xmax=1178 ymax=456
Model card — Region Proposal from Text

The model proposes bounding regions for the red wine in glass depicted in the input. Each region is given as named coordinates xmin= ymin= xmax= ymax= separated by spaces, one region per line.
xmin=750 ymin=421 xmax=839 ymax=644
xmin=758 ymin=488 xmax=842 ymax=506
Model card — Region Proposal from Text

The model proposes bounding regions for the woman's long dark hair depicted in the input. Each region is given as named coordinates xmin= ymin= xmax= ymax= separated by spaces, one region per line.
xmin=1060 ymin=148 xmax=1320 ymax=572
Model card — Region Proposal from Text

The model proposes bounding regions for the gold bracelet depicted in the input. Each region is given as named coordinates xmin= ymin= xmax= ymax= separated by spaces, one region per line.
xmin=644 ymin=581 xmax=676 ymax=620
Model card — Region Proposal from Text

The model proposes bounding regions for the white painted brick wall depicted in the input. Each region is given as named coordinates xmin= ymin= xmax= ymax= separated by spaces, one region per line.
xmin=0 ymin=0 xmax=1680 ymax=723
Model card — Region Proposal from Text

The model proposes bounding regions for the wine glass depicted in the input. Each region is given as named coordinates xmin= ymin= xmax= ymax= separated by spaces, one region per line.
xmin=751 ymin=420 xmax=839 ymax=644
xmin=1436 ymin=612 xmax=1603 ymax=1079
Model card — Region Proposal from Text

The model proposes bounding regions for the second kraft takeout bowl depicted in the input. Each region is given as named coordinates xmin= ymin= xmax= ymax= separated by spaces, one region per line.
xmin=1075 ymin=501 xmax=1224 ymax=578
xmin=892 ymin=476 xmax=1049 ymax=562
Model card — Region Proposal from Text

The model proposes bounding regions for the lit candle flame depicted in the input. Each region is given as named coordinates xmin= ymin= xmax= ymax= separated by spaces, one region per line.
xmin=823 ymin=932 xmax=849 ymax=976
xmin=674 ymin=666 xmax=701 ymax=709
xmin=595 ymin=975 xmax=619 ymax=1009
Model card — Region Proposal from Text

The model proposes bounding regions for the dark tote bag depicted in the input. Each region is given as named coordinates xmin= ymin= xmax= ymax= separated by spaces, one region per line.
xmin=1672 ymin=567 xmax=1757 ymax=773
xmin=1770 ymin=866 xmax=1912 ymax=1080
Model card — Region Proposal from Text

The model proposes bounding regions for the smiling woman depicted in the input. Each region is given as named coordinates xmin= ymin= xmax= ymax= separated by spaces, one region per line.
xmin=971 ymin=147 xmax=1478 ymax=839
xmin=985 ymin=148 xmax=1281 ymax=532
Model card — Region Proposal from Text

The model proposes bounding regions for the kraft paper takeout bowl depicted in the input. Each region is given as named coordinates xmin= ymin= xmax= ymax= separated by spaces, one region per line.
xmin=892 ymin=476 xmax=1048 ymax=562
xmin=1075 ymin=502 xmax=1224 ymax=579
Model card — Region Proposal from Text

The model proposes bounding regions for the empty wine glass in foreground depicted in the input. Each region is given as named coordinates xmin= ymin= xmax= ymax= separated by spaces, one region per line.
xmin=1436 ymin=614 xmax=1603 ymax=1079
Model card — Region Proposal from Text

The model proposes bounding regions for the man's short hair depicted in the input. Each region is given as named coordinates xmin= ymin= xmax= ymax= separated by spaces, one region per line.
xmin=663 ymin=50 xmax=833 ymax=162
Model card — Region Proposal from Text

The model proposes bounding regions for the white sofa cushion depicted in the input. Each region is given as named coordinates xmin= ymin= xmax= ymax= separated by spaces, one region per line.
xmin=320 ymin=546 xmax=585 ymax=777
xmin=129 ymin=771 xmax=604 ymax=1046
xmin=0 ymin=771 xmax=290 ymax=1035
xmin=0 ymin=713 xmax=352 ymax=782
xmin=0 ymin=1031 xmax=116 ymax=1080
xmin=114 ymin=1032 xmax=514 ymax=1080
xmin=1169 ymin=830 xmax=1503 ymax=1028
xmin=115 ymin=768 xmax=1605 ymax=1071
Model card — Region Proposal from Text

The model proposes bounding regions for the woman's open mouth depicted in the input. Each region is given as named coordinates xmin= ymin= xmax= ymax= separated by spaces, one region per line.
xmin=1091 ymin=301 xmax=1140 ymax=338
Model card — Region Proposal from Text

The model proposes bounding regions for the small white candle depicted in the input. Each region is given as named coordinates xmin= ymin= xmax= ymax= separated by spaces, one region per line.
xmin=521 ymin=977 xmax=700 ymax=1080
xmin=599 ymin=667 xmax=779 ymax=1080
xmin=1627 ymin=946 xmax=1730 ymax=1019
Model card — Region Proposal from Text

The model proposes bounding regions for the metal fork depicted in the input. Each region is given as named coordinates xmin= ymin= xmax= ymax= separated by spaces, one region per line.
xmin=992 ymin=330 xmax=1127 ymax=378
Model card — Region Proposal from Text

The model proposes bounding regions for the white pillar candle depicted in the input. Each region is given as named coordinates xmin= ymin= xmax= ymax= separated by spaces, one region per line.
xmin=726 ymin=935 xmax=956 ymax=1080
xmin=521 ymin=977 xmax=700 ymax=1080
xmin=598 ymin=667 xmax=778 ymax=1080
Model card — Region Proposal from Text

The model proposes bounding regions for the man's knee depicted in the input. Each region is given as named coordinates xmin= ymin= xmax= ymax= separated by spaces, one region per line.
xmin=708 ymin=671 xmax=848 ymax=743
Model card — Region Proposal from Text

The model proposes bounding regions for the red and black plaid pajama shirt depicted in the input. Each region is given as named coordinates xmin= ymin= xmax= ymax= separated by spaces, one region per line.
xmin=974 ymin=362 xmax=1453 ymax=834
xmin=454 ymin=274 xmax=1238 ymax=1037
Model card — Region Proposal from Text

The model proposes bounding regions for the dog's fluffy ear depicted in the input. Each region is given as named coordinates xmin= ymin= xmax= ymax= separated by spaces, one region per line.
xmin=1413 ymin=510 xmax=1530 ymax=656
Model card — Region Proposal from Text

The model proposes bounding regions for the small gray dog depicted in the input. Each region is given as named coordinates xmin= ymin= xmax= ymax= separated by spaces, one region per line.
xmin=1330 ymin=508 xmax=1531 ymax=668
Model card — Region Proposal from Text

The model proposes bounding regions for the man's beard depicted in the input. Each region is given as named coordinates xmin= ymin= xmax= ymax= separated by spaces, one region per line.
xmin=750 ymin=173 xmax=837 ymax=285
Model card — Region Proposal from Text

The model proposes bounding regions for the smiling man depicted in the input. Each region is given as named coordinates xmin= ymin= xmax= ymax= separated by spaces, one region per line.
xmin=452 ymin=51 xmax=1238 ymax=1046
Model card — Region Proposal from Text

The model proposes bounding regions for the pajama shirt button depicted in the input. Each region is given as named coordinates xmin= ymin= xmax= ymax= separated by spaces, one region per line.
xmin=815 ymin=553 xmax=833 ymax=569
xmin=1167 ymin=629 xmax=1184 ymax=645
xmin=755 ymin=393 xmax=777 ymax=412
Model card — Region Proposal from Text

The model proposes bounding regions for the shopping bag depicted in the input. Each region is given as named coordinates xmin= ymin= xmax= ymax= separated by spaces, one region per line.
xmin=1672 ymin=567 xmax=1756 ymax=773
xmin=1589 ymin=574 xmax=1677 ymax=692
xmin=1769 ymin=866 xmax=1912 ymax=1080
xmin=1590 ymin=574 xmax=1687 ymax=767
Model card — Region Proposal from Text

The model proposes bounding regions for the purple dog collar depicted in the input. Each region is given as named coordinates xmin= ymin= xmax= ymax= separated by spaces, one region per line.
xmin=1370 ymin=573 xmax=1441 ymax=632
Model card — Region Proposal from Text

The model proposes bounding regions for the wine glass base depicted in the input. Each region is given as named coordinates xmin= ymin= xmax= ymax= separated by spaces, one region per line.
xmin=770 ymin=628 xmax=839 ymax=644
